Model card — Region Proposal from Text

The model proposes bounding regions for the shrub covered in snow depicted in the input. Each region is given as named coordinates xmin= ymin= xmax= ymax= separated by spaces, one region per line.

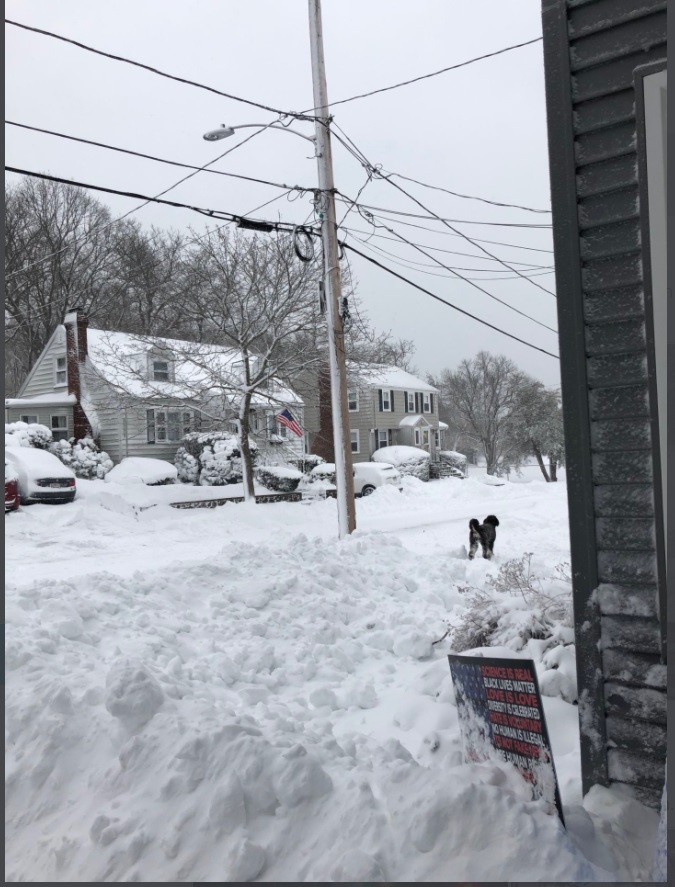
xmin=5 ymin=421 xmax=53 ymax=450
xmin=255 ymin=465 xmax=303 ymax=493
xmin=373 ymin=445 xmax=430 ymax=482
xmin=307 ymin=462 xmax=336 ymax=486
xmin=105 ymin=457 xmax=178 ymax=486
xmin=291 ymin=454 xmax=325 ymax=474
xmin=439 ymin=450 xmax=467 ymax=477
xmin=450 ymin=555 xmax=576 ymax=701
xmin=175 ymin=431 xmax=259 ymax=485
xmin=50 ymin=437 xmax=114 ymax=479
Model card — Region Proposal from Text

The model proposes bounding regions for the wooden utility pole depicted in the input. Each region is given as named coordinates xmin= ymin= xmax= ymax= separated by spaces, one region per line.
xmin=307 ymin=0 xmax=356 ymax=538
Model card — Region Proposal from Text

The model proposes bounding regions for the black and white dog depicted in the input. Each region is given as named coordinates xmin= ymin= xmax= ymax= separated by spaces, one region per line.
xmin=468 ymin=515 xmax=500 ymax=560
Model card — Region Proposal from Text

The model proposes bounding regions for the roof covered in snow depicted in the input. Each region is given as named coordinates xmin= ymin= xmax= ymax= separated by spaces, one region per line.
xmin=86 ymin=329 xmax=302 ymax=405
xmin=348 ymin=362 xmax=438 ymax=394
xmin=6 ymin=393 xmax=77 ymax=407
xmin=398 ymin=414 xmax=433 ymax=428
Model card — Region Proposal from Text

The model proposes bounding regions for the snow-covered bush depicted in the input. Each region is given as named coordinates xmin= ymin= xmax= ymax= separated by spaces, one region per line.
xmin=373 ymin=445 xmax=430 ymax=482
xmin=5 ymin=421 xmax=53 ymax=450
xmin=255 ymin=465 xmax=303 ymax=493
xmin=291 ymin=454 xmax=325 ymax=474
xmin=175 ymin=431 xmax=259 ymax=486
xmin=50 ymin=437 xmax=113 ymax=479
xmin=450 ymin=555 xmax=575 ymax=699
xmin=439 ymin=450 xmax=467 ymax=477
xmin=306 ymin=462 xmax=336 ymax=486
xmin=174 ymin=448 xmax=199 ymax=484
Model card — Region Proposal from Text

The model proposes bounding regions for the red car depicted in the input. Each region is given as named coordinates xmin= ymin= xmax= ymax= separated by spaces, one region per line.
xmin=5 ymin=461 xmax=20 ymax=512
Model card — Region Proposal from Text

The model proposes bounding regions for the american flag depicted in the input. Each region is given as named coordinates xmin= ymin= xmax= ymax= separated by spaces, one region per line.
xmin=448 ymin=656 xmax=494 ymax=761
xmin=276 ymin=408 xmax=303 ymax=437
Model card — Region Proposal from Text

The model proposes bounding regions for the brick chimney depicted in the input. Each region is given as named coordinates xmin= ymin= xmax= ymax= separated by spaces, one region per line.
xmin=312 ymin=363 xmax=335 ymax=463
xmin=63 ymin=307 xmax=91 ymax=440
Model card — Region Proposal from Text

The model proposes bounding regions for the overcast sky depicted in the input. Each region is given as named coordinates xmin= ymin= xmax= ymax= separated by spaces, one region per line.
xmin=6 ymin=0 xmax=560 ymax=386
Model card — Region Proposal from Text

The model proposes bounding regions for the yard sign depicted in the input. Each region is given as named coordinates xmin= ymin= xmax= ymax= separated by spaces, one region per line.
xmin=448 ymin=654 xmax=564 ymax=825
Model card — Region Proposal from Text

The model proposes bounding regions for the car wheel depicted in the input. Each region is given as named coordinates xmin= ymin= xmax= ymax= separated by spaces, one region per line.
xmin=361 ymin=484 xmax=376 ymax=497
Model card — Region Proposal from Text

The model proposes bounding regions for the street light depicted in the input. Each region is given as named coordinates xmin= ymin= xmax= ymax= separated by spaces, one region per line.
xmin=203 ymin=123 xmax=316 ymax=144
xmin=201 ymin=110 xmax=357 ymax=538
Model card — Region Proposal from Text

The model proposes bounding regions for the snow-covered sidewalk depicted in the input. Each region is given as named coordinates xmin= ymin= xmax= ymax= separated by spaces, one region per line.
xmin=5 ymin=476 xmax=659 ymax=881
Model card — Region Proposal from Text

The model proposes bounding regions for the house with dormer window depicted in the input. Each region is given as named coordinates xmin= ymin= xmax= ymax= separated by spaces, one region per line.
xmin=5 ymin=310 xmax=305 ymax=465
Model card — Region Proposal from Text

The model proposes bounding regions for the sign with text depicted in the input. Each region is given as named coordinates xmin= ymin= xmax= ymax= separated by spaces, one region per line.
xmin=448 ymin=654 xmax=564 ymax=825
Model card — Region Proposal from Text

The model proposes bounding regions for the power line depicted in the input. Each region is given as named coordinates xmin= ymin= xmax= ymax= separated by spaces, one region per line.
xmin=330 ymin=127 xmax=557 ymax=297
xmin=335 ymin=197 xmax=553 ymax=228
xmin=6 ymin=120 xmax=314 ymax=194
xmin=347 ymin=231 xmax=554 ymax=278
xmin=5 ymin=18 xmax=316 ymax=121
xmin=378 ymin=170 xmax=550 ymax=214
xmin=340 ymin=225 xmax=553 ymax=269
xmin=302 ymin=37 xmax=543 ymax=111
xmin=341 ymin=203 xmax=557 ymax=333
xmin=341 ymin=241 xmax=559 ymax=360
xmin=5 ymin=167 xmax=301 ymax=231
xmin=5 ymin=118 xmax=288 ymax=278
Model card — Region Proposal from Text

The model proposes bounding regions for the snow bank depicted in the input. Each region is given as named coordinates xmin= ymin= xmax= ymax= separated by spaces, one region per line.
xmin=4 ymin=475 xmax=658 ymax=882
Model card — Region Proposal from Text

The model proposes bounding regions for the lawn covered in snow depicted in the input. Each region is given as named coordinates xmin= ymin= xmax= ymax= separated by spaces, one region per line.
xmin=5 ymin=472 xmax=660 ymax=882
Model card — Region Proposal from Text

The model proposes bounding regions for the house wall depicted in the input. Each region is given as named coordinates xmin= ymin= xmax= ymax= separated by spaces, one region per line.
xmin=542 ymin=0 xmax=666 ymax=807
xmin=348 ymin=385 xmax=441 ymax=462
xmin=5 ymin=406 xmax=73 ymax=439
xmin=18 ymin=326 xmax=69 ymax=399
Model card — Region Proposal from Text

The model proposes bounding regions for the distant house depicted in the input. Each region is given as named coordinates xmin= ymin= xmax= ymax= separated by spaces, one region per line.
xmin=542 ymin=1 xmax=666 ymax=807
xmin=5 ymin=310 xmax=306 ymax=465
xmin=302 ymin=363 xmax=448 ymax=464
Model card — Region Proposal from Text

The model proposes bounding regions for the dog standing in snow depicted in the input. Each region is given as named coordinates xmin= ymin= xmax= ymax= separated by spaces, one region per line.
xmin=468 ymin=515 xmax=499 ymax=560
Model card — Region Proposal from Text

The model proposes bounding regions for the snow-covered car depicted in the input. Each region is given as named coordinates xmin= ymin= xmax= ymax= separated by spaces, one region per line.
xmin=5 ymin=460 xmax=20 ymax=512
xmin=104 ymin=457 xmax=178 ymax=486
xmin=353 ymin=462 xmax=402 ymax=497
xmin=5 ymin=447 xmax=76 ymax=504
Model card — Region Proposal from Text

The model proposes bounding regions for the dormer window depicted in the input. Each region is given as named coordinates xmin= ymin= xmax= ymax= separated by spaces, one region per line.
xmin=152 ymin=359 xmax=170 ymax=382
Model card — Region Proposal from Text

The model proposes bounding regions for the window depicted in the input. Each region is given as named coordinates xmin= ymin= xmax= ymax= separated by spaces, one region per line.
xmin=152 ymin=360 xmax=171 ymax=382
xmin=147 ymin=409 xmax=191 ymax=443
xmin=407 ymin=392 xmax=415 ymax=413
xmin=379 ymin=389 xmax=392 ymax=412
xmin=348 ymin=389 xmax=359 ymax=412
xmin=20 ymin=414 xmax=38 ymax=424
xmin=55 ymin=355 xmax=67 ymax=386
xmin=434 ymin=430 xmax=441 ymax=448
xmin=378 ymin=430 xmax=388 ymax=449
xmin=51 ymin=415 xmax=69 ymax=442
xmin=350 ymin=430 xmax=360 ymax=453
xmin=423 ymin=393 xmax=431 ymax=413
xmin=414 ymin=428 xmax=421 ymax=446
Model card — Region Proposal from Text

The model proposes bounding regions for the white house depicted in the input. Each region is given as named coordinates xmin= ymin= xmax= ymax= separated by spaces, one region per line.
xmin=5 ymin=310 xmax=306 ymax=466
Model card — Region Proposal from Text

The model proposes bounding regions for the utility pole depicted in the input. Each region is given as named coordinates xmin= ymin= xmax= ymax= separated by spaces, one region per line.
xmin=307 ymin=0 xmax=356 ymax=538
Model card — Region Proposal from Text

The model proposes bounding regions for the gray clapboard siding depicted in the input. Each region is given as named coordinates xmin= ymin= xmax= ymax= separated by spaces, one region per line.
xmin=602 ymin=648 xmax=666 ymax=686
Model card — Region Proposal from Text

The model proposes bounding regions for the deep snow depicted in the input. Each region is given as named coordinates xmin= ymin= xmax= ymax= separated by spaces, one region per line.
xmin=5 ymin=473 xmax=660 ymax=881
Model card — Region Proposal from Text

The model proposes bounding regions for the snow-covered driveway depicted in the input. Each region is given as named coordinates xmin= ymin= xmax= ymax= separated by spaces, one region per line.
xmin=5 ymin=476 xmax=658 ymax=881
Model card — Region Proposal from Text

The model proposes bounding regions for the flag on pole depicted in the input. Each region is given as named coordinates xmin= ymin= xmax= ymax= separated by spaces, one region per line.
xmin=275 ymin=408 xmax=303 ymax=437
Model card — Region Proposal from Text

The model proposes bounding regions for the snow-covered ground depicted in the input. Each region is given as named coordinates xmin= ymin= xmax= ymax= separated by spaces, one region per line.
xmin=5 ymin=474 xmax=660 ymax=882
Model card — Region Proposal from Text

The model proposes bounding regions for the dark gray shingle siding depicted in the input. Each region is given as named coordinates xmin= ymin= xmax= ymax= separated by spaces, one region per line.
xmin=543 ymin=0 xmax=666 ymax=807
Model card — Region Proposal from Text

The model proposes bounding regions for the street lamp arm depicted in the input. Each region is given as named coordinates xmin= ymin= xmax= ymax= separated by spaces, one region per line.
xmin=203 ymin=123 xmax=316 ymax=143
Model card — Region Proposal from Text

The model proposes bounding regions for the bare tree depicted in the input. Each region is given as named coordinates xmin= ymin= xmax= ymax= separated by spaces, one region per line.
xmin=508 ymin=383 xmax=566 ymax=481
xmin=438 ymin=351 xmax=532 ymax=475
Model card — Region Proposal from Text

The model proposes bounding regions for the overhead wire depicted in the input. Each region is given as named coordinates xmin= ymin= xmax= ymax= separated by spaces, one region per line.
xmin=341 ymin=200 xmax=557 ymax=333
xmin=340 ymin=241 xmax=559 ymax=360
xmin=340 ymin=225 xmax=553 ymax=269
xmin=302 ymin=36 xmax=543 ymax=111
xmin=335 ymin=197 xmax=553 ymax=228
xmin=6 ymin=120 xmax=314 ymax=194
xmin=5 ymin=117 xmax=288 ymax=279
xmin=5 ymin=18 xmax=317 ymax=121
xmin=330 ymin=126 xmax=557 ymax=298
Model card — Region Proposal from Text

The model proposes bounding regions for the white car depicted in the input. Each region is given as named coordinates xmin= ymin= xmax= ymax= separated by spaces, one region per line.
xmin=353 ymin=462 xmax=402 ymax=497
xmin=5 ymin=447 xmax=77 ymax=504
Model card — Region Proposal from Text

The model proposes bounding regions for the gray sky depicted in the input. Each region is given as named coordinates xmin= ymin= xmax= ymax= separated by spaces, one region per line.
xmin=6 ymin=0 xmax=560 ymax=386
